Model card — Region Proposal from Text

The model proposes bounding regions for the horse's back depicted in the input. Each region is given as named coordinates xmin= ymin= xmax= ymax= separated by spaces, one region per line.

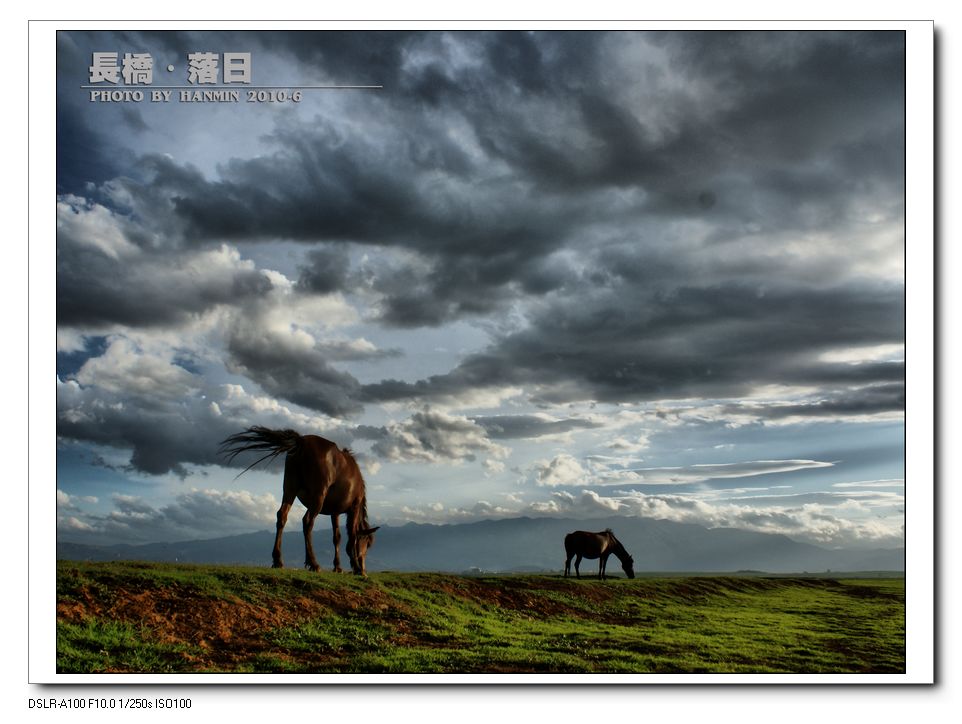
xmin=299 ymin=434 xmax=341 ymax=457
xmin=284 ymin=436 xmax=362 ymax=509
xmin=284 ymin=435 xmax=336 ymax=476
xmin=565 ymin=530 xmax=606 ymax=558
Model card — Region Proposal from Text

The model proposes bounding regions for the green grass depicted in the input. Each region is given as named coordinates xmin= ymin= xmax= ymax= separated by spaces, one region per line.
xmin=57 ymin=619 xmax=196 ymax=673
xmin=56 ymin=560 xmax=904 ymax=674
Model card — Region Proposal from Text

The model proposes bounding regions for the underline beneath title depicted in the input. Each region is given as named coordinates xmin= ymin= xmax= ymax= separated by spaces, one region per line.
xmin=81 ymin=85 xmax=383 ymax=89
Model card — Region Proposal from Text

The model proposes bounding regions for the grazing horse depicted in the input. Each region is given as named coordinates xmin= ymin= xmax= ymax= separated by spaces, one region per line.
xmin=220 ymin=427 xmax=379 ymax=575
xmin=564 ymin=529 xmax=635 ymax=580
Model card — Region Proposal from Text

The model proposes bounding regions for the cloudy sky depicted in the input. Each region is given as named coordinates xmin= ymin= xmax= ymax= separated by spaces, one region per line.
xmin=55 ymin=30 xmax=905 ymax=550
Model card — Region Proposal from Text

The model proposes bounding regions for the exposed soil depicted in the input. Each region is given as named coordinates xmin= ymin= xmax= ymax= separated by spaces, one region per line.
xmin=57 ymin=577 xmax=422 ymax=669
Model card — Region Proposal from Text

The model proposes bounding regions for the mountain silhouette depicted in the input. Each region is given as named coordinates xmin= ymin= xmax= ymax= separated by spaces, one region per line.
xmin=57 ymin=515 xmax=904 ymax=574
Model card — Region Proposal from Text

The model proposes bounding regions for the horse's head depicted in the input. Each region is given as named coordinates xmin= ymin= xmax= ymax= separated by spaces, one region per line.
xmin=621 ymin=554 xmax=635 ymax=579
xmin=355 ymin=526 xmax=380 ymax=562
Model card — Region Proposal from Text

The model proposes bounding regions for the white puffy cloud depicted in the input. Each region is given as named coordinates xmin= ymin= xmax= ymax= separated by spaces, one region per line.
xmin=60 ymin=516 xmax=95 ymax=532
xmin=57 ymin=328 xmax=88 ymax=354
xmin=537 ymin=488 xmax=904 ymax=548
xmin=74 ymin=336 xmax=198 ymax=402
xmin=483 ymin=459 xmax=506 ymax=476
xmin=375 ymin=481 xmax=904 ymax=549
xmin=57 ymin=489 xmax=99 ymax=511
xmin=57 ymin=488 xmax=280 ymax=544
xmin=398 ymin=499 xmax=516 ymax=523
xmin=604 ymin=434 xmax=651 ymax=453
xmin=57 ymin=194 xmax=140 ymax=260
xmin=532 ymin=453 xmax=588 ymax=487
xmin=371 ymin=408 xmax=510 ymax=464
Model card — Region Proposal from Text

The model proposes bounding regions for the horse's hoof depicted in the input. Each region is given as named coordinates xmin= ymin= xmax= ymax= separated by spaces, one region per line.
xmin=333 ymin=567 xmax=343 ymax=573
xmin=272 ymin=562 xmax=284 ymax=569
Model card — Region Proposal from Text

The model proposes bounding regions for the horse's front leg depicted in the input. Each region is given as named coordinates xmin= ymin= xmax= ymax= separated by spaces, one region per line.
xmin=330 ymin=514 xmax=343 ymax=572
xmin=600 ymin=554 xmax=608 ymax=580
xmin=302 ymin=508 xmax=322 ymax=572
xmin=345 ymin=506 xmax=363 ymax=575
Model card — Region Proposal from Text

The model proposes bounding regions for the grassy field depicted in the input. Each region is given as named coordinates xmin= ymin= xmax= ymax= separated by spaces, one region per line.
xmin=56 ymin=560 xmax=904 ymax=674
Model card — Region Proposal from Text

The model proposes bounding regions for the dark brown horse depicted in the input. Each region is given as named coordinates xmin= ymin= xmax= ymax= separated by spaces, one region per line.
xmin=220 ymin=427 xmax=379 ymax=575
xmin=564 ymin=529 xmax=635 ymax=580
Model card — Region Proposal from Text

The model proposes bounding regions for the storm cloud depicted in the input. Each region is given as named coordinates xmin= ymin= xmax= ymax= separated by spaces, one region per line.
xmin=362 ymin=282 xmax=904 ymax=408
xmin=55 ymin=29 xmax=906 ymax=546
xmin=61 ymin=31 xmax=904 ymax=334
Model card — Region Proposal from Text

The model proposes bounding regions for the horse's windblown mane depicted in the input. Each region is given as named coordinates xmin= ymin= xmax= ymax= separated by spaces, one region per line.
xmin=219 ymin=426 xmax=302 ymax=477
xmin=336 ymin=447 xmax=369 ymax=527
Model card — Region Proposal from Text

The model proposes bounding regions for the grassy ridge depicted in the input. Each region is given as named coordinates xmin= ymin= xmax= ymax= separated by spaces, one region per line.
xmin=56 ymin=560 xmax=904 ymax=674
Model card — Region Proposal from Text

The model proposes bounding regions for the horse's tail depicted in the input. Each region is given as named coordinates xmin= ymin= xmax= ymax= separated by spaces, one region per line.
xmin=219 ymin=426 xmax=302 ymax=477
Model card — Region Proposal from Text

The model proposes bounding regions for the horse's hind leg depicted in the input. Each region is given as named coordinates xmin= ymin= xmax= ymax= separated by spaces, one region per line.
xmin=574 ymin=554 xmax=582 ymax=579
xmin=330 ymin=514 xmax=343 ymax=573
xmin=273 ymin=455 xmax=299 ymax=569
xmin=345 ymin=504 xmax=362 ymax=575
xmin=564 ymin=551 xmax=573 ymax=577
xmin=302 ymin=507 xmax=322 ymax=572
xmin=272 ymin=494 xmax=295 ymax=568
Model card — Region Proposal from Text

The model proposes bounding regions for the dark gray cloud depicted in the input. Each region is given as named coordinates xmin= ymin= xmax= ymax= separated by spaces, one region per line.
xmin=56 ymin=103 xmax=136 ymax=196
xmin=366 ymin=250 xmax=582 ymax=328
xmin=56 ymin=243 xmax=274 ymax=329
xmin=72 ymin=30 xmax=902 ymax=332
xmin=363 ymin=281 xmax=905 ymax=407
xmin=58 ymin=385 xmax=232 ymax=477
xmin=56 ymin=31 xmax=178 ymax=195
xmin=120 ymin=106 xmax=149 ymax=133
xmin=725 ymin=382 xmax=905 ymax=420
xmin=57 ymin=190 xmax=275 ymax=329
xmin=57 ymin=369 xmax=357 ymax=477
xmin=296 ymin=246 xmax=352 ymax=294
xmin=63 ymin=31 xmax=904 ymax=301
xmin=225 ymin=327 xmax=366 ymax=419
xmin=57 ymin=30 xmax=906 ymax=462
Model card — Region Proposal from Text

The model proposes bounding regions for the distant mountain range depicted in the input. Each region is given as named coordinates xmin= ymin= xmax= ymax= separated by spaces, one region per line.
xmin=57 ymin=516 xmax=904 ymax=574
